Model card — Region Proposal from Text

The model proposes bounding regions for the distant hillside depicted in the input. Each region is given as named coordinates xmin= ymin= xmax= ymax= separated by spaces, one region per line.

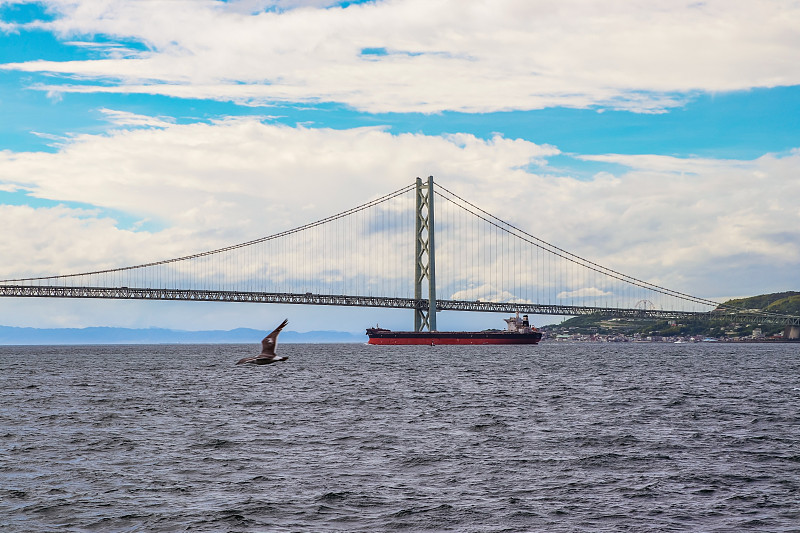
xmin=0 ymin=326 xmax=367 ymax=345
xmin=720 ymin=291 xmax=800 ymax=315
xmin=543 ymin=291 xmax=799 ymax=338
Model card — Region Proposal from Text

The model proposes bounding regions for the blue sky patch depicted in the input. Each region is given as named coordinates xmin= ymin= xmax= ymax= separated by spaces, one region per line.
xmin=0 ymin=1 xmax=55 ymax=24
xmin=360 ymin=47 xmax=388 ymax=56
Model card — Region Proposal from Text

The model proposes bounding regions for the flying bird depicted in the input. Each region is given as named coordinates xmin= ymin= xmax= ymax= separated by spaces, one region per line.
xmin=236 ymin=319 xmax=289 ymax=365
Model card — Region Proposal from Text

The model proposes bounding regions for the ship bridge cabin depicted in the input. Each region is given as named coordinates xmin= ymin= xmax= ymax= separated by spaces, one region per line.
xmin=504 ymin=312 xmax=537 ymax=334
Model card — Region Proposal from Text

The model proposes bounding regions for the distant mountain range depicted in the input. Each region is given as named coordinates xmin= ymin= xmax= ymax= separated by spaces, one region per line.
xmin=7 ymin=292 xmax=797 ymax=345
xmin=0 ymin=326 xmax=367 ymax=345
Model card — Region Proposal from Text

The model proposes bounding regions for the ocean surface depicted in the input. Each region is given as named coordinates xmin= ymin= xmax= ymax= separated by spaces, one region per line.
xmin=1 ymin=342 xmax=798 ymax=532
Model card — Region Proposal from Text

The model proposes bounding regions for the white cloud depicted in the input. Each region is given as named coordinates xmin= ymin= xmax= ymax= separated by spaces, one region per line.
xmin=538 ymin=151 xmax=800 ymax=298
xmin=0 ymin=117 xmax=557 ymax=278
xmin=557 ymin=288 xmax=613 ymax=300
xmin=99 ymin=108 xmax=175 ymax=128
xmin=4 ymin=0 xmax=800 ymax=113
xmin=223 ymin=0 xmax=347 ymax=12
xmin=0 ymin=203 xmax=159 ymax=276
xmin=449 ymin=285 xmax=530 ymax=304
xmin=0 ymin=115 xmax=796 ymax=317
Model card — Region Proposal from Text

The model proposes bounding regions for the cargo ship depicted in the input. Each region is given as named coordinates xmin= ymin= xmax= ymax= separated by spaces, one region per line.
xmin=366 ymin=313 xmax=542 ymax=345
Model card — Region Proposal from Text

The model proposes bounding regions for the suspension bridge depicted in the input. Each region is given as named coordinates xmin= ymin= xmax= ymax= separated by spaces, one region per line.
xmin=1 ymin=177 xmax=798 ymax=333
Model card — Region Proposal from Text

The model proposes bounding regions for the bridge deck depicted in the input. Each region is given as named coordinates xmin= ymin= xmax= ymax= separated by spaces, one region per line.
xmin=1 ymin=285 xmax=797 ymax=326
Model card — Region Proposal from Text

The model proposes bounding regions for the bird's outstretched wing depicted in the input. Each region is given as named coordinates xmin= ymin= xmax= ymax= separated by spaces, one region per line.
xmin=260 ymin=318 xmax=288 ymax=355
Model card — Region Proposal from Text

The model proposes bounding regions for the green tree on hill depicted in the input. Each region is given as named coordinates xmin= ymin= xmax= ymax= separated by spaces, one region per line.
xmin=543 ymin=291 xmax=799 ymax=338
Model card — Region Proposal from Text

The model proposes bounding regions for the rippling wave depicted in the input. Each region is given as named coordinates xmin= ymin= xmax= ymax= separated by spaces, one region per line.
xmin=1 ymin=342 xmax=798 ymax=532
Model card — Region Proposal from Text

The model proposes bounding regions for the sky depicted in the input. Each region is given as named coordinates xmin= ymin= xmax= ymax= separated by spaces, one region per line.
xmin=0 ymin=0 xmax=798 ymax=334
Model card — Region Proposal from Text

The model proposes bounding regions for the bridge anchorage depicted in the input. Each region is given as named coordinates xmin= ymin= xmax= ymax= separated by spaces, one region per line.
xmin=0 ymin=177 xmax=798 ymax=332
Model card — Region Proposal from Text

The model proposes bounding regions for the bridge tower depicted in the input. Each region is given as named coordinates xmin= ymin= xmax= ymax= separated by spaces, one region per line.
xmin=414 ymin=176 xmax=437 ymax=332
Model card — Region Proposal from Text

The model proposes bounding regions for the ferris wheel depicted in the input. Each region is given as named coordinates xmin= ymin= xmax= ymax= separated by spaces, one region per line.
xmin=634 ymin=299 xmax=658 ymax=311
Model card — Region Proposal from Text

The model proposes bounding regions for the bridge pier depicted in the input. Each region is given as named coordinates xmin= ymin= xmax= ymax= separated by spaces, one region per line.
xmin=785 ymin=325 xmax=800 ymax=340
xmin=414 ymin=176 xmax=437 ymax=332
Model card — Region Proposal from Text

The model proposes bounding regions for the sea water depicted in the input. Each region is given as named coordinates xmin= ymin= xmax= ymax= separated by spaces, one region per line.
xmin=1 ymin=342 xmax=798 ymax=532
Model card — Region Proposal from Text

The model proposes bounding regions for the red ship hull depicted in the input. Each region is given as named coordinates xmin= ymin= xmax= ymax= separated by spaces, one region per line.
xmin=366 ymin=329 xmax=542 ymax=345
